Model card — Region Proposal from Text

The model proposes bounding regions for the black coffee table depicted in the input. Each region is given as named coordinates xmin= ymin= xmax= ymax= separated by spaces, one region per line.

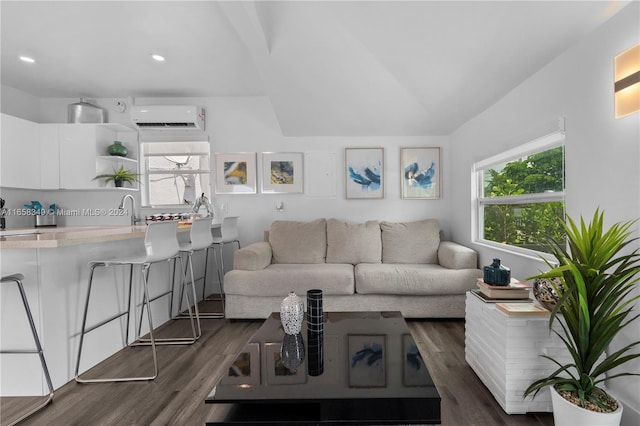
xmin=205 ymin=312 xmax=441 ymax=425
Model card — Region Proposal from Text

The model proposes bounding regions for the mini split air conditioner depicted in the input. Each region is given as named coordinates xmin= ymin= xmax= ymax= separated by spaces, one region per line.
xmin=130 ymin=105 xmax=205 ymax=130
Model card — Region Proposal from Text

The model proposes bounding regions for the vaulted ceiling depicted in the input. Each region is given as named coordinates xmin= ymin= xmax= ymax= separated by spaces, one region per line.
xmin=0 ymin=1 xmax=630 ymax=136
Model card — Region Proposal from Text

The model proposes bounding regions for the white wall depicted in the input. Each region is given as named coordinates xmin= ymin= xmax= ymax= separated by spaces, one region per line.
xmin=2 ymin=94 xmax=453 ymax=243
xmin=450 ymin=2 xmax=640 ymax=423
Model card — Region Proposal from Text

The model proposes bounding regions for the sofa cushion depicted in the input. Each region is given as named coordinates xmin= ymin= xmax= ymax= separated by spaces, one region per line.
xmin=355 ymin=263 xmax=481 ymax=296
xmin=326 ymin=219 xmax=382 ymax=265
xmin=380 ymin=219 xmax=440 ymax=264
xmin=224 ymin=264 xmax=355 ymax=297
xmin=233 ymin=242 xmax=272 ymax=271
xmin=269 ymin=219 xmax=327 ymax=264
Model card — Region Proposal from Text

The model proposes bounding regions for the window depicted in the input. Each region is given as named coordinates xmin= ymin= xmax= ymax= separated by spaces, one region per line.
xmin=140 ymin=140 xmax=211 ymax=207
xmin=473 ymin=130 xmax=565 ymax=255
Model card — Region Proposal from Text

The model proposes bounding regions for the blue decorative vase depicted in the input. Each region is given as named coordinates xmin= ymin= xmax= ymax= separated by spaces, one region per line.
xmin=108 ymin=141 xmax=128 ymax=157
xmin=483 ymin=258 xmax=511 ymax=286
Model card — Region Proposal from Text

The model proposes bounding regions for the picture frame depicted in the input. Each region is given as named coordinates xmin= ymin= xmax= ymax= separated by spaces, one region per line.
xmin=261 ymin=152 xmax=304 ymax=194
xmin=345 ymin=148 xmax=384 ymax=199
xmin=402 ymin=334 xmax=432 ymax=387
xmin=347 ymin=334 xmax=386 ymax=387
xmin=400 ymin=147 xmax=440 ymax=199
xmin=222 ymin=342 xmax=260 ymax=385
xmin=215 ymin=152 xmax=257 ymax=194
xmin=265 ymin=342 xmax=307 ymax=385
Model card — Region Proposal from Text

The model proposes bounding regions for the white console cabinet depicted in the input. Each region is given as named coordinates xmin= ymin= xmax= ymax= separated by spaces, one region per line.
xmin=465 ymin=291 xmax=571 ymax=414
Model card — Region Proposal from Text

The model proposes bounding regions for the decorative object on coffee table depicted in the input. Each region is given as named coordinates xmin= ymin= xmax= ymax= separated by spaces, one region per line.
xmin=306 ymin=289 xmax=323 ymax=333
xmin=532 ymin=277 xmax=560 ymax=311
xmin=280 ymin=292 xmax=304 ymax=335
xmin=483 ymin=258 xmax=511 ymax=285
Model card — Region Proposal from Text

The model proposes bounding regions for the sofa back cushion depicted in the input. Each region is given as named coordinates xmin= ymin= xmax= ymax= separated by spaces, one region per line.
xmin=381 ymin=219 xmax=440 ymax=264
xmin=326 ymin=219 xmax=382 ymax=265
xmin=270 ymin=219 xmax=327 ymax=264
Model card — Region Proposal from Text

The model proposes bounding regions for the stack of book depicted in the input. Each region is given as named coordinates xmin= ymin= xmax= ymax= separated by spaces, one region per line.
xmin=471 ymin=278 xmax=532 ymax=302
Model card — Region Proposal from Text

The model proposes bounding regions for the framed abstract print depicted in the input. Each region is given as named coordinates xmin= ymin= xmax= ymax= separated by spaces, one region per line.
xmin=215 ymin=152 xmax=257 ymax=194
xmin=261 ymin=152 xmax=304 ymax=194
xmin=400 ymin=147 xmax=440 ymax=199
xmin=345 ymin=148 xmax=384 ymax=199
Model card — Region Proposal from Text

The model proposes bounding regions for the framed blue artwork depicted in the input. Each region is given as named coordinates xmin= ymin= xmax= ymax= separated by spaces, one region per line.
xmin=401 ymin=147 xmax=440 ymax=199
xmin=345 ymin=148 xmax=384 ymax=199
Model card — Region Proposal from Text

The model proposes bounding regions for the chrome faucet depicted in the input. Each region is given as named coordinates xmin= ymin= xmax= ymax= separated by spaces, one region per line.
xmin=192 ymin=193 xmax=213 ymax=218
xmin=118 ymin=194 xmax=139 ymax=226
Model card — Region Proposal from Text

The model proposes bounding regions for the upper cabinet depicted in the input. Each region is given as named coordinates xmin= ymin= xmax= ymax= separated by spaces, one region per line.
xmin=0 ymin=113 xmax=138 ymax=190
xmin=57 ymin=123 xmax=138 ymax=190
xmin=1 ymin=114 xmax=41 ymax=189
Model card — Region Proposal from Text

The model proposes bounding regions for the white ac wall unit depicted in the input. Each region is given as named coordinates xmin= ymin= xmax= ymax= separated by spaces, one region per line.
xmin=130 ymin=105 xmax=205 ymax=130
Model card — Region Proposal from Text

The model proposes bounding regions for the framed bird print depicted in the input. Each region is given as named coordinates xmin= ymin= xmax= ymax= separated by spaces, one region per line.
xmin=400 ymin=147 xmax=440 ymax=199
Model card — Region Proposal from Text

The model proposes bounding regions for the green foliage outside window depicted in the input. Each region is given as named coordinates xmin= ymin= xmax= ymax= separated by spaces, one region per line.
xmin=483 ymin=147 xmax=565 ymax=253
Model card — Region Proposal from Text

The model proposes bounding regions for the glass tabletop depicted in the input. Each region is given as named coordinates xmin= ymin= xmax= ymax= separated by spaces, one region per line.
xmin=207 ymin=311 xmax=439 ymax=403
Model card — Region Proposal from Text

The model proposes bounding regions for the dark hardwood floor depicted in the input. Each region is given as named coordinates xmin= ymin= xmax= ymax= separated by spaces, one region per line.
xmin=1 ymin=304 xmax=553 ymax=425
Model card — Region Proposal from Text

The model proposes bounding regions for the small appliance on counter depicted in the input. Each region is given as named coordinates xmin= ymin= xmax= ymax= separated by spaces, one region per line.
xmin=24 ymin=201 xmax=58 ymax=228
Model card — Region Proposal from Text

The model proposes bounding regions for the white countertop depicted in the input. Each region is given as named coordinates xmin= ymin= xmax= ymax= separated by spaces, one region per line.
xmin=0 ymin=224 xmax=195 ymax=249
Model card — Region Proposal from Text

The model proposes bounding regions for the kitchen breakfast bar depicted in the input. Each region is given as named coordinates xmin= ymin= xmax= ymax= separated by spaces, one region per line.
xmin=0 ymin=224 xmax=215 ymax=396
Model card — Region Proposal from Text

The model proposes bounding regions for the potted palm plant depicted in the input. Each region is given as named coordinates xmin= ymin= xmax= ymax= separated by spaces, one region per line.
xmin=93 ymin=165 xmax=140 ymax=188
xmin=524 ymin=209 xmax=640 ymax=425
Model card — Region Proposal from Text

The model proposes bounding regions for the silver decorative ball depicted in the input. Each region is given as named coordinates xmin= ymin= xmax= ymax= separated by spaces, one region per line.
xmin=533 ymin=277 xmax=561 ymax=311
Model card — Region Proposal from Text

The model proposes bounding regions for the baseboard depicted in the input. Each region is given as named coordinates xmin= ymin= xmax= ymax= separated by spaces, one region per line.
xmin=619 ymin=395 xmax=640 ymax=426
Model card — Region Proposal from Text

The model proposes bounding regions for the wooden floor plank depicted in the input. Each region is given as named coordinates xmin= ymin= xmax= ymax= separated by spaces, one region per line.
xmin=1 ymin=311 xmax=553 ymax=425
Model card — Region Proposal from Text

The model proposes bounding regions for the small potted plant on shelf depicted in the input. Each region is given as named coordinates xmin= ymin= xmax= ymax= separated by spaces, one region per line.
xmin=93 ymin=165 xmax=140 ymax=188
xmin=524 ymin=209 xmax=640 ymax=426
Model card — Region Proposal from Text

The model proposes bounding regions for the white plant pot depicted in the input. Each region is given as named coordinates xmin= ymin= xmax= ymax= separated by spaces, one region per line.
xmin=551 ymin=386 xmax=623 ymax=426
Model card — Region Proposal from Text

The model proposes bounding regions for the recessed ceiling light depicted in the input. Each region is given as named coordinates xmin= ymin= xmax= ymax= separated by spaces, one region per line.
xmin=151 ymin=54 xmax=165 ymax=62
xmin=19 ymin=56 xmax=35 ymax=63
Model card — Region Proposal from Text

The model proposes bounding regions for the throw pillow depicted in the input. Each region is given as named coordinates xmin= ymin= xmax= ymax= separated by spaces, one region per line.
xmin=326 ymin=219 xmax=382 ymax=265
xmin=270 ymin=219 xmax=327 ymax=264
xmin=381 ymin=219 xmax=440 ymax=264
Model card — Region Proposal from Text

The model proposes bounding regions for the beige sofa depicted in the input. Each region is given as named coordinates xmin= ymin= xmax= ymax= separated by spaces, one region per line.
xmin=224 ymin=218 xmax=482 ymax=319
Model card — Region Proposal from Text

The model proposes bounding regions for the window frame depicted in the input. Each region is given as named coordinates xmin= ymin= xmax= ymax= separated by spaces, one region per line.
xmin=139 ymin=139 xmax=212 ymax=208
xmin=472 ymin=129 xmax=566 ymax=259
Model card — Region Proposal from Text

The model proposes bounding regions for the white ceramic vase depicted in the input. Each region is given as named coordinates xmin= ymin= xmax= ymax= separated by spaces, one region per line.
xmin=550 ymin=386 xmax=623 ymax=426
xmin=280 ymin=292 xmax=304 ymax=335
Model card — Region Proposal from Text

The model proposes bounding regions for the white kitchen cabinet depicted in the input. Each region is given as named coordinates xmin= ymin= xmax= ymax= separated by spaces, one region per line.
xmin=1 ymin=116 xmax=138 ymax=191
xmin=39 ymin=124 xmax=60 ymax=189
xmin=0 ymin=113 xmax=40 ymax=189
xmin=58 ymin=124 xmax=138 ymax=190
xmin=35 ymin=123 xmax=137 ymax=190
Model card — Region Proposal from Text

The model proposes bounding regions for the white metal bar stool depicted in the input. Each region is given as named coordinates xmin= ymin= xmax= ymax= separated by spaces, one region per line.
xmin=1 ymin=273 xmax=54 ymax=425
xmin=200 ymin=216 xmax=240 ymax=318
xmin=74 ymin=221 xmax=197 ymax=384
xmin=174 ymin=218 xmax=213 ymax=327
